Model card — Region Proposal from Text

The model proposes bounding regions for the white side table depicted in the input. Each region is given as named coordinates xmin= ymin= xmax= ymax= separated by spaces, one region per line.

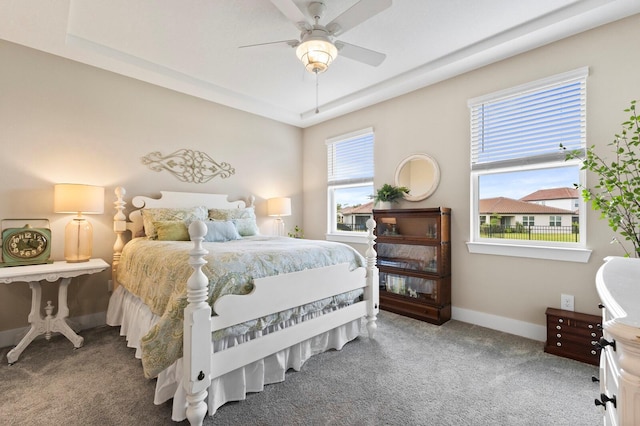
xmin=0 ymin=258 xmax=109 ymax=364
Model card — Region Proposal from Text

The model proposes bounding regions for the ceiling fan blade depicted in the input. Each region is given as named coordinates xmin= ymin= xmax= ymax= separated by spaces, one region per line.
xmin=239 ymin=39 xmax=299 ymax=49
xmin=335 ymin=41 xmax=386 ymax=67
xmin=270 ymin=0 xmax=310 ymax=31
xmin=326 ymin=0 xmax=392 ymax=36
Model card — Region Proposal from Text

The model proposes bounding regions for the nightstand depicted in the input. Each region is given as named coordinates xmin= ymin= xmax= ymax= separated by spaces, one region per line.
xmin=0 ymin=258 xmax=109 ymax=364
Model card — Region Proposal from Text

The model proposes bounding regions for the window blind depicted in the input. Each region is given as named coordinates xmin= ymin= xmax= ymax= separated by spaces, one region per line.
xmin=327 ymin=128 xmax=374 ymax=185
xmin=469 ymin=68 xmax=587 ymax=171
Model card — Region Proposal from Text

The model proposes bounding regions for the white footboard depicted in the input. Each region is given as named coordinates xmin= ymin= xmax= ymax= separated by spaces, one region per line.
xmin=182 ymin=219 xmax=378 ymax=426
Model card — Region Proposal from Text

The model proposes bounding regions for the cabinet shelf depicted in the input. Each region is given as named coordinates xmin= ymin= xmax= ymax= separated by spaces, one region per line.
xmin=374 ymin=207 xmax=451 ymax=325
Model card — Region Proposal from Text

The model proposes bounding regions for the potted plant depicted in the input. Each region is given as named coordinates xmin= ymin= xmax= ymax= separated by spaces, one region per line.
xmin=287 ymin=225 xmax=304 ymax=239
xmin=563 ymin=100 xmax=640 ymax=257
xmin=371 ymin=183 xmax=409 ymax=209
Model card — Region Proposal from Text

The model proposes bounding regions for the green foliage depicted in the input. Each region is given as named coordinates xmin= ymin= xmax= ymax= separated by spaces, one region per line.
xmin=371 ymin=183 xmax=410 ymax=203
xmin=288 ymin=225 xmax=304 ymax=239
xmin=562 ymin=100 xmax=640 ymax=257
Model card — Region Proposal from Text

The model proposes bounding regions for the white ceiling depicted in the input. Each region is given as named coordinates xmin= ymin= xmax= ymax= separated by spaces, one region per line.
xmin=1 ymin=0 xmax=639 ymax=128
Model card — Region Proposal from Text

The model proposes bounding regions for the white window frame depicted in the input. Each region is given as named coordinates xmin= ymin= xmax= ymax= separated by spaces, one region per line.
xmin=325 ymin=128 xmax=374 ymax=244
xmin=466 ymin=67 xmax=592 ymax=263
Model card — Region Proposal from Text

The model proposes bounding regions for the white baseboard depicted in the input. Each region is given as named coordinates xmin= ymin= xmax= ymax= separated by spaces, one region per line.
xmin=1 ymin=307 xmax=546 ymax=350
xmin=452 ymin=306 xmax=547 ymax=342
xmin=0 ymin=311 xmax=107 ymax=350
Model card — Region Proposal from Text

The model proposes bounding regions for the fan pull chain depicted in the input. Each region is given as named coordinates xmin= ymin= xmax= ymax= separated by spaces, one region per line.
xmin=315 ymin=70 xmax=320 ymax=114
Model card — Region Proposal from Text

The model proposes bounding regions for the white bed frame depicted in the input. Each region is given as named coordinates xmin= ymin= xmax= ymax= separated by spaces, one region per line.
xmin=112 ymin=187 xmax=379 ymax=425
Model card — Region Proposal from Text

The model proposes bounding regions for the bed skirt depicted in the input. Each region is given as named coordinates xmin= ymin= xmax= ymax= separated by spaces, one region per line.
xmin=106 ymin=286 xmax=362 ymax=421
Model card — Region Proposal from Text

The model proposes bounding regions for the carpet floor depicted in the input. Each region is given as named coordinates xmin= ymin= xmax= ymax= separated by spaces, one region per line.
xmin=0 ymin=310 xmax=601 ymax=425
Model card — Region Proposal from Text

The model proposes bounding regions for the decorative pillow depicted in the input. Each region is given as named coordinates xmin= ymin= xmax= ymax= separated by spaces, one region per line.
xmin=232 ymin=218 xmax=260 ymax=237
xmin=208 ymin=207 xmax=259 ymax=237
xmin=208 ymin=206 xmax=255 ymax=221
xmin=154 ymin=221 xmax=190 ymax=241
xmin=204 ymin=221 xmax=242 ymax=242
xmin=141 ymin=206 xmax=207 ymax=239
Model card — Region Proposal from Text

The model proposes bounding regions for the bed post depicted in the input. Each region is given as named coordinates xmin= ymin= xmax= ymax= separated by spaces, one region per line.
xmin=183 ymin=220 xmax=212 ymax=426
xmin=112 ymin=187 xmax=127 ymax=292
xmin=365 ymin=217 xmax=378 ymax=338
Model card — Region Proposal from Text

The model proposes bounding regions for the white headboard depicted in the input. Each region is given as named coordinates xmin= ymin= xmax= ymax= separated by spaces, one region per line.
xmin=112 ymin=187 xmax=254 ymax=289
xmin=127 ymin=190 xmax=251 ymax=237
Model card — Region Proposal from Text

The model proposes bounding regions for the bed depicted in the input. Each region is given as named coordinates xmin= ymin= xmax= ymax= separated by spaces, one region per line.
xmin=105 ymin=187 xmax=379 ymax=425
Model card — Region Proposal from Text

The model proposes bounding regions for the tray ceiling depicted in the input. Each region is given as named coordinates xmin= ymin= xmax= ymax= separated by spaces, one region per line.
xmin=1 ymin=0 xmax=638 ymax=127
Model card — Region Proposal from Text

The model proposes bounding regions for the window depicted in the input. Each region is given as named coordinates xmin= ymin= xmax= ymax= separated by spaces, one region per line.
xmin=326 ymin=128 xmax=374 ymax=242
xmin=467 ymin=67 xmax=591 ymax=262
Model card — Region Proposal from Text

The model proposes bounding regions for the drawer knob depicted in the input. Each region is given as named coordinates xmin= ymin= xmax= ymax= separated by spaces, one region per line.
xmin=591 ymin=376 xmax=600 ymax=383
xmin=558 ymin=318 xmax=564 ymax=323
xmin=598 ymin=303 xmax=605 ymax=309
xmin=556 ymin=342 xmax=562 ymax=347
xmin=596 ymin=337 xmax=616 ymax=351
xmin=594 ymin=393 xmax=617 ymax=409
xmin=556 ymin=325 xmax=562 ymax=330
xmin=591 ymin=332 xmax=597 ymax=338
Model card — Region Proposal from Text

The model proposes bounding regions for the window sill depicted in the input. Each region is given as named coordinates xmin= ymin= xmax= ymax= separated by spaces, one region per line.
xmin=326 ymin=232 xmax=369 ymax=245
xmin=466 ymin=241 xmax=592 ymax=263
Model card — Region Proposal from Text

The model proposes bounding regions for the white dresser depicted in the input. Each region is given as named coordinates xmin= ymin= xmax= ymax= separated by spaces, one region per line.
xmin=595 ymin=256 xmax=640 ymax=426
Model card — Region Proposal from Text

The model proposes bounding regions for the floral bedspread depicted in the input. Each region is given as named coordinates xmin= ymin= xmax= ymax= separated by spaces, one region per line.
xmin=116 ymin=236 xmax=365 ymax=378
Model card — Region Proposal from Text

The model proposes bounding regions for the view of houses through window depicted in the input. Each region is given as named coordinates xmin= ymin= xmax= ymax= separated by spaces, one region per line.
xmin=478 ymin=167 xmax=581 ymax=243
xmin=469 ymin=67 xmax=587 ymax=248
xmin=327 ymin=128 xmax=374 ymax=235
xmin=336 ymin=188 xmax=374 ymax=232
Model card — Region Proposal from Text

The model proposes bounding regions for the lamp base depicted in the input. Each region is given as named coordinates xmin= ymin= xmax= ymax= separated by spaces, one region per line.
xmin=64 ymin=218 xmax=93 ymax=263
xmin=273 ymin=218 xmax=285 ymax=237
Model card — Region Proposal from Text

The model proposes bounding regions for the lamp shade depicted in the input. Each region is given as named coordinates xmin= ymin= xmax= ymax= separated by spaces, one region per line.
xmin=54 ymin=184 xmax=105 ymax=214
xmin=295 ymin=37 xmax=337 ymax=74
xmin=267 ymin=197 xmax=292 ymax=217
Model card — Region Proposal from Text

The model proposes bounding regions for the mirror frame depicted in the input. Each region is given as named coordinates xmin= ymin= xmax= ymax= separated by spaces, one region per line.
xmin=394 ymin=153 xmax=441 ymax=202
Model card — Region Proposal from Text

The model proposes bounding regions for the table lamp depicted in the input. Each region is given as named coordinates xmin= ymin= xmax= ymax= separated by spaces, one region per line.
xmin=267 ymin=197 xmax=291 ymax=236
xmin=54 ymin=184 xmax=105 ymax=262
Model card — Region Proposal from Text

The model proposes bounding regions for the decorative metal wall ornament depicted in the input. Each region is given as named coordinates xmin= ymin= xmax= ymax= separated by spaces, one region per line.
xmin=141 ymin=149 xmax=235 ymax=183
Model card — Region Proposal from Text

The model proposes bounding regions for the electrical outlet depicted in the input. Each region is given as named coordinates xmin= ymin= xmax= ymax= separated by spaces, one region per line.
xmin=561 ymin=294 xmax=574 ymax=311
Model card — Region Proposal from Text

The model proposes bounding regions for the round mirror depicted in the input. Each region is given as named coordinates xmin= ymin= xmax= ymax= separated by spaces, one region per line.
xmin=394 ymin=153 xmax=441 ymax=201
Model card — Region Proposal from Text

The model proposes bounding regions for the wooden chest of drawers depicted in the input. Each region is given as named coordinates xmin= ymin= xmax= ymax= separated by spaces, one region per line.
xmin=544 ymin=307 xmax=602 ymax=366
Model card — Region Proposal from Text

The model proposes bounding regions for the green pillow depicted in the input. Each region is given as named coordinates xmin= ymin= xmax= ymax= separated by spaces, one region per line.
xmin=154 ymin=221 xmax=190 ymax=241
xmin=141 ymin=206 xmax=207 ymax=239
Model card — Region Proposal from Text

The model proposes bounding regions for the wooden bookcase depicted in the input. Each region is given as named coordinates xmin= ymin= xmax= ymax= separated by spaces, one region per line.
xmin=373 ymin=207 xmax=451 ymax=325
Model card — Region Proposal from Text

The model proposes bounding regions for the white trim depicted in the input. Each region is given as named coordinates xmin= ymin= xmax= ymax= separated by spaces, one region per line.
xmin=452 ymin=306 xmax=547 ymax=342
xmin=467 ymin=66 xmax=589 ymax=106
xmin=325 ymin=127 xmax=374 ymax=145
xmin=466 ymin=241 xmax=592 ymax=263
xmin=0 ymin=311 xmax=106 ymax=350
xmin=326 ymin=232 xmax=369 ymax=245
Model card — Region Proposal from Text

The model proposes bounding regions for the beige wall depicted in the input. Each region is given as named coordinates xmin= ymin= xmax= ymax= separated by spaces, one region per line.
xmin=303 ymin=14 xmax=640 ymax=327
xmin=0 ymin=40 xmax=302 ymax=333
xmin=2 ymin=14 xmax=638 ymax=338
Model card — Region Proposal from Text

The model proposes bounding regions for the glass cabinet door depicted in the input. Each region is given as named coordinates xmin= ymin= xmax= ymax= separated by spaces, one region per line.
xmin=376 ymin=215 xmax=440 ymax=240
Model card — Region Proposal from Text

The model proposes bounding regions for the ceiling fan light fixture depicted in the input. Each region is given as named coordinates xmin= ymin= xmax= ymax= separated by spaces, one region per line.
xmin=295 ymin=37 xmax=338 ymax=73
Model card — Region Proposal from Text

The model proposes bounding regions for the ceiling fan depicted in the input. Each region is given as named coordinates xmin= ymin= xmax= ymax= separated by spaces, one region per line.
xmin=241 ymin=0 xmax=392 ymax=74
